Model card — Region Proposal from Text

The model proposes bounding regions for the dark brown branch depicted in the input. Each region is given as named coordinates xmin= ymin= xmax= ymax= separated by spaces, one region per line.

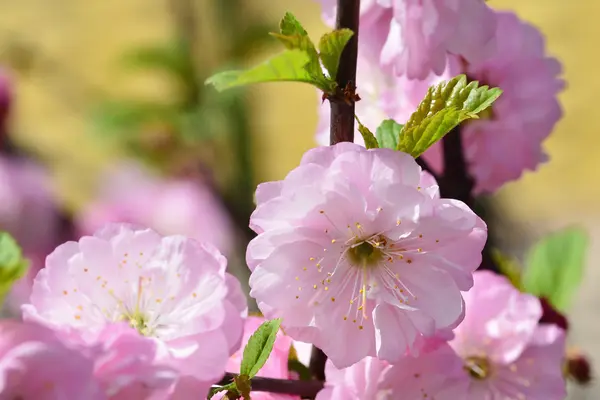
xmin=439 ymin=126 xmax=498 ymax=273
xmin=216 ymin=373 xmax=324 ymax=398
xmin=309 ymin=346 xmax=327 ymax=382
xmin=415 ymin=156 xmax=438 ymax=180
xmin=329 ymin=0 xmax=361 ymax=145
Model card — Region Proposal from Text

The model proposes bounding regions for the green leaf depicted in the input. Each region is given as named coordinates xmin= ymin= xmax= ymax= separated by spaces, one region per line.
xmin=206 ymin=50 xmax=333 ymax=92
xmin=0 ymin=232 xmax=29 ymax=302
xmin=279 ymin=12 xmax=308 ymax=36
xmin=397 ymin=74 xmax=502 ymax=156
xmin=268 ymin=33 xmax=322 ymax=79
xmin=398 ymin=107 xmax=471 ymax=157
xmin=355 ymin=116 xmax=378 ymax=149
xmin=375 ymin=119 xmax=403 ymax=150
xmin=240 ymin=318 xmax=282 ymax=378
xmin=318 ymin=29 xmax=353 ymax=80
xmin=523 ymin=227 xmax=589 ymax=312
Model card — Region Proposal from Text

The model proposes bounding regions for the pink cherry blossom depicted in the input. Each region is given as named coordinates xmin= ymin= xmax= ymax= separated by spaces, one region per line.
xmin=385 ymin=271 xmax=567 ymax=399
xmin=77 ymin=162 xmax=234 ymax=255
xmin=316 ymin=357 xmax=393 ymax=400
xmin=0 ymin=156 xmax=61 ymax=311
xmin=225 ymin=316 xmax=298 ymax=400
xmin=247 ymin=143 xmax=486 ymax=367
xmin=316 ymin=0 xmax=496 ymax=79
xmin=0 ymin=320 xmax=103 ymax=399
xmin=453 ymin=11 xmax=564 ymax=193
xmin=85 ymin=323 xmax=179 ymax=399
xmin=22 ymin=223 xmax=247 ymax=399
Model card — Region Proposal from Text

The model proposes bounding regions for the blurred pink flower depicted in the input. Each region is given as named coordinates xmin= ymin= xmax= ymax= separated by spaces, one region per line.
xmin=0 ymin=156 xmax=60 ymax=310
xmin=77 ymin=162 xmax=234 ymax=255
xmin=0 ymin=320 xmax=103 ymax=399
xmin=316 ymin=0 xmax=496 ymax=79
xmin=23 ymin=224 xmax=247 ymax=399
xmin=384 ymin=271 xmax=567 ymax=399
xmin=224 ymin=316 xmax=298 ymax=400
xmin=316 ymin=357 xmax=393 ymax=400
xmin=247 ymin=143 xmax=486 ymax=368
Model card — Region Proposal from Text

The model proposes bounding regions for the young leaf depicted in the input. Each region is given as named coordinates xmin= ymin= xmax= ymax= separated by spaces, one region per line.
xmin=355 ymin=116 xmax=378 ymax=149
xmin=398 ymin=107 xmax=471 ymax=157
xmin=269 ymin=33 xmax=322 ymax=80
xmin=318 ymin=29 xmax=354 ymax=80
xmin=279 ymin=12 xmax=308 ymax=36
xmin=0 ymin=232 xmax=29 ymax=301
xmin=375 ymin=119 xmax=403 ymax=150
xmin=206 ymin=50 xmax=332 ymax=92
xmin=404 ymin=75 xmax=502 ymax=132
xmin=240 ymin=318 xmax=282 ymax=378
xmin=397 ymin=74 xmax=502 ymax=157
xmin=523 ymin=227 xmax=588 ymax=312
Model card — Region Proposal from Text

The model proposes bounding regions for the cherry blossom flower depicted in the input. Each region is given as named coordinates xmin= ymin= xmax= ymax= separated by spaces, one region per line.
xmin=22 ymin=223 xmax=247 ymax=399
xmin=0 ymin=320 xmax=103 ymax=399
xmin=248 ymin=143 xmax=486 ymax=367
xmin=316 ymin=357 xmax=393 ymax=400
xmin=448 ymin=11 xmax=564 ymax=193
xmin=386 ymin=271 xmax=567 ymax=399
xmin=77 ymin=162 xmax=234 ymax=255
xmin=0 ymin=156 xmax=61 ymax=311
xmin=225 ymin=316 xmax=298 ymax=400
xmin=316 ymin=0 xmax=496 ymax=79
xmin=86 ymin=323 xmax=178 ymax=399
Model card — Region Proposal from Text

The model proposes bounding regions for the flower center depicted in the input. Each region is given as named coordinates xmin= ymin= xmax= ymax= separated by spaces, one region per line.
xmin=347 ymin=240 xmax=383 ymax=268
xmin=464 ymin=356 xmax=492 ymax=380
xmin=126 ymin=310 xmax=153 ymax=336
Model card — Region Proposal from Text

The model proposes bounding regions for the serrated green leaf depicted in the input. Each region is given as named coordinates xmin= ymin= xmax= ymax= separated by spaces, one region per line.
xmin=398 ymin=74 xmax=501 ymax=157
xmin=404 ymin=74 xmax=502 ymax=132
xmin=279 ymin=12 xmax=308 ymax=36
xmin=523 ymin=227 xmax=589 ymax=312
xmin=269 ymin=33 xmax=322 ymax=79
xmin=398 ymin=107 xmax=471 ymax=157
xmin=376 ymin=119 xmax=403 ymax=150
xmin=206 ymin=50 xmax=332 ymax=92
xmin=355 ymin=116 xmax=378 ymax=149
xmin=240 ymin=318 xmax=282 ymax=378
xmin=318 ymin=29 xmax=353 ymax=80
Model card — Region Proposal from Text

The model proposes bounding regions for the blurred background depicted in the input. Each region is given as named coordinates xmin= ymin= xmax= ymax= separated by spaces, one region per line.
xmin=0 ymin=0 xmax=597 ymax=397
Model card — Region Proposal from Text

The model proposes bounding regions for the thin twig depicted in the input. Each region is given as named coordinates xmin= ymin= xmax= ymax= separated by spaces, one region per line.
xmin=216 ymin=373 xmax=324 ymax=398
xmin=329 ymin=0 xmax=361 ymax=145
